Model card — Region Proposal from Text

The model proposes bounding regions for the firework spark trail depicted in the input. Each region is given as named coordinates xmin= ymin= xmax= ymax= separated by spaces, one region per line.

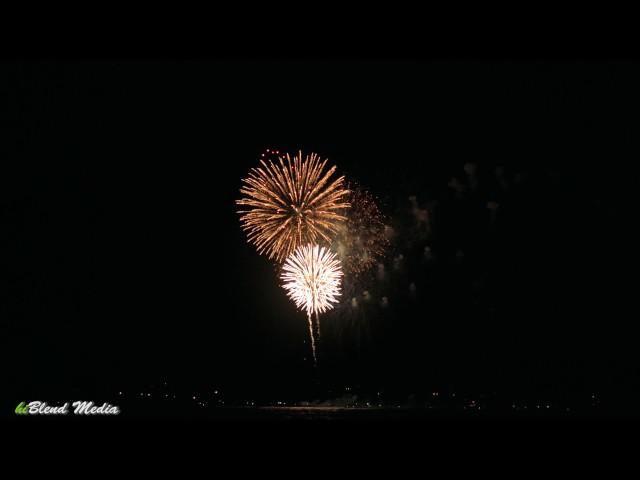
xmin=307 ymin=313 xmax=316 ymax=366
xmin=280 ymin=244 xmax=343 ymax=365
xmin=237 ymin=151 xmax=350 ymax=263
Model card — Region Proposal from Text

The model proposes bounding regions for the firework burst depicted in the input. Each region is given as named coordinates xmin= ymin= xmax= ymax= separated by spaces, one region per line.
xmin=280 ymin=244 xmax=343 ymax=365
xmin=332 ymin=186 xmax=390 ymax=277
xmin=237 ymin=150 xmax=350 ymax=263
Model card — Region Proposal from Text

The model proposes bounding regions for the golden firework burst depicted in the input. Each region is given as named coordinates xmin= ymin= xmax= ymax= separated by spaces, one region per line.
xmin=236 ymin=150 xmax=350 ymax=263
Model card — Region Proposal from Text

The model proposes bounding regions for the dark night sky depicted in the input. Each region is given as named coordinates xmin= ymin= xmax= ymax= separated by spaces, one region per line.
xmin=2 ymin=61 xmax=640 ymax=412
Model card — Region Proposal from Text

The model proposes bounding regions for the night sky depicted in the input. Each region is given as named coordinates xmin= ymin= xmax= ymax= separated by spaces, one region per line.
xmin=2 ymin=60 xmax=640 ymax=417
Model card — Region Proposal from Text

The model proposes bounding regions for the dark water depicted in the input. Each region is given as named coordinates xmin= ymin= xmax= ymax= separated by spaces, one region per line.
xmin=111 ymin=405 xmax=622 ymax=420
xmin=204 ymin=407 xmax=619 ymax=420
xmin=5 ymin=406 xmax=631 ymax=421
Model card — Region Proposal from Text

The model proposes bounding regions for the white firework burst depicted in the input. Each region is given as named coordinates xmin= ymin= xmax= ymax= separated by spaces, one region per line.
xmin=281 ymin=244 xmax=343 ymax=317
xmin=280 ymin=244 xmax=343 ymax=366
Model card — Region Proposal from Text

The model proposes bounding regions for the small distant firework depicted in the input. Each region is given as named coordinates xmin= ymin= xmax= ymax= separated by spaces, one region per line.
xmin=237 ymin=150 xmax=350 ymax=263
xmin=280 ymin=244 xmax=343 ymax=365
xmin=331 ymin=186 xmax=390 ymax=277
